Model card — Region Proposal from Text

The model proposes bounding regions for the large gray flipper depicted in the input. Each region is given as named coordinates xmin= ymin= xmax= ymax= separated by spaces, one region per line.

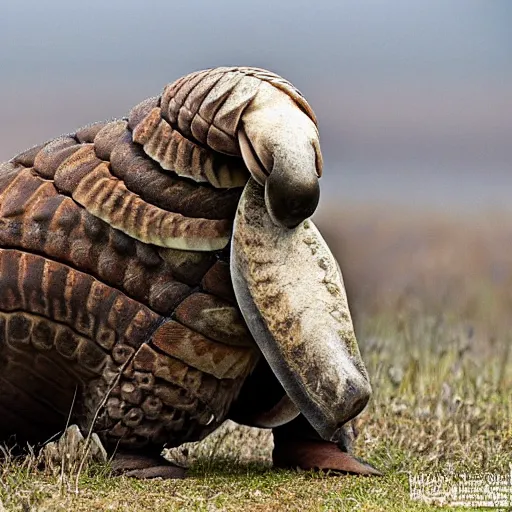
xmin=231 ymin=179 xmax=371 ymax=442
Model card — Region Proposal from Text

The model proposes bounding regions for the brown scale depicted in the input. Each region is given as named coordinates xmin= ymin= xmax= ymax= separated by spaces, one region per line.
xmin=33 ymin=137 xmax=81 ymax=179
xmin=174 ymin=292 xmax=255 ymax=347
xmin=75 ymin=121 xmax=111 ymax=144
xmin=200 ymin=260 xmax=236 ymax=303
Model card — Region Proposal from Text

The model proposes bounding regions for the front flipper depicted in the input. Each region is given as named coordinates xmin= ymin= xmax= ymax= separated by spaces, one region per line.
xmin=111 ymin=451 xmax=186 ymax=479
xmin=231 ymin=179 xmax=371 ymax=442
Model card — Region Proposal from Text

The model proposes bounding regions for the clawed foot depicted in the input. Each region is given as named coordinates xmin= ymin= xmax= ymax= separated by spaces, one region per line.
xmin=273 ymin=440 xmax=382 ymax=476
xmin=111 ymin=451 xmax=186 ymax=479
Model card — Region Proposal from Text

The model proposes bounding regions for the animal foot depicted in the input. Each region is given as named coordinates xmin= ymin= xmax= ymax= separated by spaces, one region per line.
xmin=272 ymin=440 xmax=382 ymax=476
xmin=111 ymin=451 xmax=186 ymax=479
xmin=39 ymin=424 xmax=107 ymax=473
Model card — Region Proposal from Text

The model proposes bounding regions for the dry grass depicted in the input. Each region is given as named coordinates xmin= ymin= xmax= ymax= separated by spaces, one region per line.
xmin=1 ymin=205 xmax=511 ymax=510
xmin=319 ymin=205 xmax=512 ymax=470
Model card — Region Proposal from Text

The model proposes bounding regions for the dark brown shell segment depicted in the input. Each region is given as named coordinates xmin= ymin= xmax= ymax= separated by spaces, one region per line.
xmin=131 ymin=106 xmax=248 ymax=188
xmin=0 ymin=310 xmax=106 ymax=375
xmin=157 ymin=248 xmax=216 ymax=286
xmin=94 ymin=119 xmax=130 ymax=161
xmin=11 ymin=143 xmax=46 ymax=168
xmin=109 ymin=129 xmax=242 ymax=220
xmin=33 ymin=137 xmax=80 ymax=179
xmin=10 ymin=122 xmax=237 ymax=251
xmin=0 ymin=248 xmax=161 ymax=351
xmin=0 ymin=168 xmax=195 ymax=314
xmin=75 ymin=121 xmax=111 ymax=143
xmin=201 ymin=260 xmax=236 ymax=303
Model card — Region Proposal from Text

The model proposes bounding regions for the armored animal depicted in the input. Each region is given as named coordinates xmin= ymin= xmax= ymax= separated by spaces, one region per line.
xmin=0 ymin=67 xmax=379 ymax=477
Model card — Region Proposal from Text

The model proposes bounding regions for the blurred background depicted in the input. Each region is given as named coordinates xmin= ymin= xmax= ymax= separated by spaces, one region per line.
xmin=1 ymin=0 xmax=511 ymax=330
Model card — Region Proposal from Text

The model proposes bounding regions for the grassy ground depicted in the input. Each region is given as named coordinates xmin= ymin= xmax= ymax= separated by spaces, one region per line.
xmin=1 ymin=206 xmax=511 ymax=511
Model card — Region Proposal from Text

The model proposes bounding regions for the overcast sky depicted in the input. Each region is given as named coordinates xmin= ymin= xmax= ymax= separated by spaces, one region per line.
xmin=0 ymin=1 xmax=511 ymax=210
